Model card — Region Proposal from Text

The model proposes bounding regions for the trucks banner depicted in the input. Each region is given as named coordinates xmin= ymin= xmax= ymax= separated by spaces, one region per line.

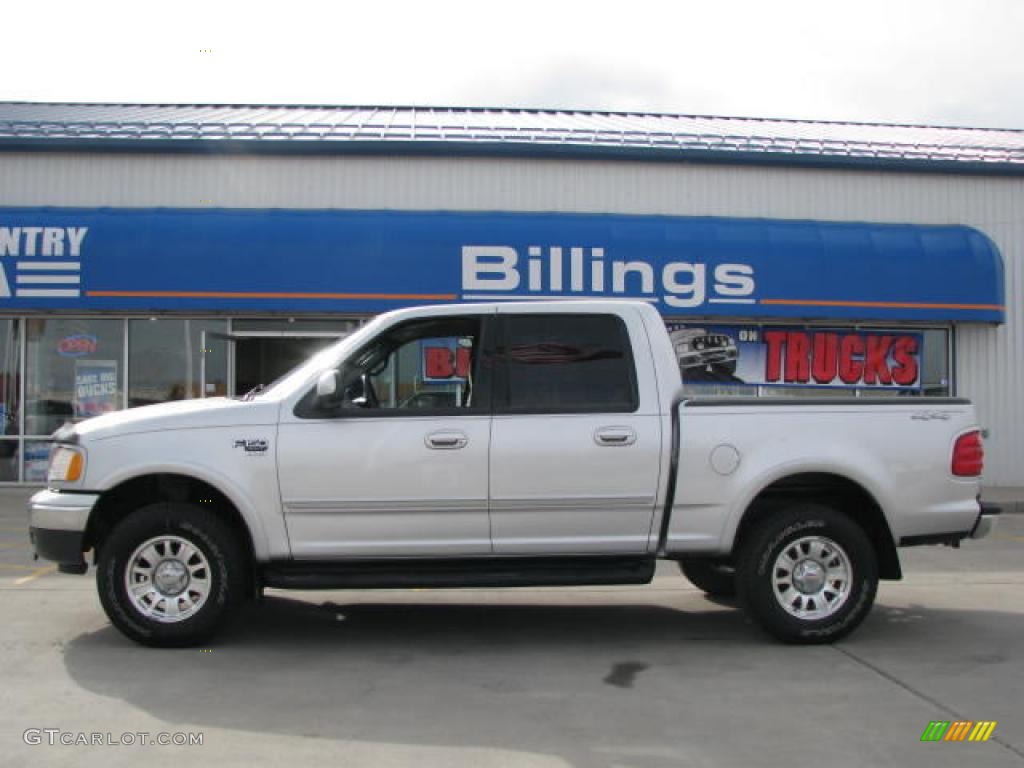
xmin=667 ymin=324 xmax=923 ymax=390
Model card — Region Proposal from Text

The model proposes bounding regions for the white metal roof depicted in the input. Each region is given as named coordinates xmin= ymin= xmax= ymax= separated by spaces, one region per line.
xmin=2 ymin=102 xmax=1023 ymax=173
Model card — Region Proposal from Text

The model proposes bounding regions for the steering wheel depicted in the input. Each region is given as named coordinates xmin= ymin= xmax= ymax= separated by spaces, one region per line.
xmin=360 ymin=373 xmax=380 ymax=409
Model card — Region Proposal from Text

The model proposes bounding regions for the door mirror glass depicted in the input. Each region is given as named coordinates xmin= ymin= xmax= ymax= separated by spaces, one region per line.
xmin=316 ymin=370 xmax=338 ymax=400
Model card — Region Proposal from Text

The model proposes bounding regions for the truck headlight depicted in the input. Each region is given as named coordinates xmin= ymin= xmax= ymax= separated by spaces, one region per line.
xmin=48 ymin=446 xmax=85 ymax=485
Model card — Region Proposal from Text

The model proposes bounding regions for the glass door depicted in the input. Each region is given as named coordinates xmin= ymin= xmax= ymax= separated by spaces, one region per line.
xmin=199 ymin=330 xmax=236 ymax=398
xmin=232 ymin=337 xmax=336 ymax=397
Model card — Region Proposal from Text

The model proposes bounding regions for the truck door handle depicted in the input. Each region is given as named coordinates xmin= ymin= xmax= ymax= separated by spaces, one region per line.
xmin=425 ymin=431 xmax=469 ymax=450
xmin=594 ymin=427 xmax=637 ymax=447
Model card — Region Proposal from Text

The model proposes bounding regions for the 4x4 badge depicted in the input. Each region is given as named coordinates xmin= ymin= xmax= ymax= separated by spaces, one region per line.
xmin=911 ymin=412 xmax=951 ymax=421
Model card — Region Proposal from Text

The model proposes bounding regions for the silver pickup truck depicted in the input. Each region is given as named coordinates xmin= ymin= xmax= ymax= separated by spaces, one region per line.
xmin=30 ymin=301 xmax=997 ymax=647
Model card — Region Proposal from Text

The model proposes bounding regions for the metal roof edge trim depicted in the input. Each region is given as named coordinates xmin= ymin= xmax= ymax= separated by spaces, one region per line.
xmin=3 ymin=100 xmax=1024 ymax=134
xmin=2 ymin=136 xmax=1024 ymax=176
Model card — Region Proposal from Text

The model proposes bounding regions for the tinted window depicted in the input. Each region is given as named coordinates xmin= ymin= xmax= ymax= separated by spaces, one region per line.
xmin=497 ymin=314 xmax=637 ymax=413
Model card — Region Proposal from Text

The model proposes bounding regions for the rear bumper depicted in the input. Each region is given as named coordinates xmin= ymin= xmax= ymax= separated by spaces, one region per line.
xmin=970 ymin=502 xmax=1001 ymax=539
xmin=899 ymin=502 xmax=1000 ymax=547
xmin=28 ymin=489 xmax=99 ymax=573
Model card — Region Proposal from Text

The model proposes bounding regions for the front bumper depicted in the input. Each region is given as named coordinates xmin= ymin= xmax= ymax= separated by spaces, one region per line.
xmin=28 ymin=489 xmax=100 ymax=573
xmin=970 ymin=502 xmax=1001 ymax=539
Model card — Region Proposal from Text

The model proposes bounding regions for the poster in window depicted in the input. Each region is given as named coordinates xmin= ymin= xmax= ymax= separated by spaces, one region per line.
xmin=74 ymin=359 xmax=119 ymax=418
xmin=420 ymin=338 xmax=472 ymax=384
xmin=667 ymin=325 xmax=923 ymax=391
xmin=24 ymin=443 xmax=51 ymax=483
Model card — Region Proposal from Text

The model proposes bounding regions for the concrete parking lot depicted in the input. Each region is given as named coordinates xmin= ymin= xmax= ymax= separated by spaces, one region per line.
xmin=2 ymin=487 xmax=1023 ymax=768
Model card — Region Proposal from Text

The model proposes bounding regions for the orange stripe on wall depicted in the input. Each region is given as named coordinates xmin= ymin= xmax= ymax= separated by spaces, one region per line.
xmin=760 ymin=299 xmax=1004 ymax=311
xmin=86 ymin=290 xmax=458 ymax=301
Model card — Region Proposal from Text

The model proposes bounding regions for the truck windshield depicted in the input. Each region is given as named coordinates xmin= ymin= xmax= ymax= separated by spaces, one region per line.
xmin=241 ymin=318 xmax=386 ymax=400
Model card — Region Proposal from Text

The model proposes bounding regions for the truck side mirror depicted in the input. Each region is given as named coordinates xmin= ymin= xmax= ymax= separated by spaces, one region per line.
xmin=316 ymin=370 xmax=339 ymax=401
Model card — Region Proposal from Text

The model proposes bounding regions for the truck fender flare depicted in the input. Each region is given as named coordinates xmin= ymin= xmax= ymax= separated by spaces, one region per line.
xmin=721 ymin=460 xmax=895 ymax=553
xmin=92 ymin=462 xmax=271 ymax=560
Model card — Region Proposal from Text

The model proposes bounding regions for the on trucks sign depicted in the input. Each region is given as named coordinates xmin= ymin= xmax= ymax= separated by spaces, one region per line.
xmin=667 ymin=324 xmax=923 ymax=391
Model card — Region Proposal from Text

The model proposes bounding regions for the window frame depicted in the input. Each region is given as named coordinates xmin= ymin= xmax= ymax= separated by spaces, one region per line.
xmin=293 ymin=314 xmax=495 ymax=420
xmin=492 ymin=313 xmax=640 ymax=416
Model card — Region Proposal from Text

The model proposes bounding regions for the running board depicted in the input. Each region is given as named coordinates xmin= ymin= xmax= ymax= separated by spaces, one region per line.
xmin=260 ymin=556 xmax=656 ymax=590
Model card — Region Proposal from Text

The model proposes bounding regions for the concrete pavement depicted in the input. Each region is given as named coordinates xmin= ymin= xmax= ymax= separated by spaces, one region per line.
xmin=2 ymin=487 xmax=1022 ymax=767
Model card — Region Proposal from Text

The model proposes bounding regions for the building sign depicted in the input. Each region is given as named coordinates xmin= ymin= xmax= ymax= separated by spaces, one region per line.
xmin=0 ymin=226 xmax=86 ymax=299
xmin=668 ymin=324 xmax=923 ymax=390
xmin=73 ymin=359 xmax=119 ymax=418
xmin=421 ymin=338 xmax=472 ymax=384
xmin=0 ymin=208 xmax=1006 ymax=323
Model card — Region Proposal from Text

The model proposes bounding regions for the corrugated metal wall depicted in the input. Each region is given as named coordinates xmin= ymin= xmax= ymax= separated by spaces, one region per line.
xmin=0 ymin=152 xmax=1020 ymax=487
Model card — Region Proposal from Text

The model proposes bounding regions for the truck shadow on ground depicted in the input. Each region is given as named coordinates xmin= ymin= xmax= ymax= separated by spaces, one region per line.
xmin=62 ymin=596 xmax=1024 ymax=768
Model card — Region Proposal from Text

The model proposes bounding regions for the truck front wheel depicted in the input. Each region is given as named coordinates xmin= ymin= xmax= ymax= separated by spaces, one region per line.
xmin=736 ymin=504 xmax=878 ymax=644
xmin=97 ymin=502 xmax=246 ymax=647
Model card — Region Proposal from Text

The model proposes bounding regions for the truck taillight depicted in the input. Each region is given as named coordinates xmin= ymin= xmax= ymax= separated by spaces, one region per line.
xmin=952 ymin=431 xmax=984 ymax=477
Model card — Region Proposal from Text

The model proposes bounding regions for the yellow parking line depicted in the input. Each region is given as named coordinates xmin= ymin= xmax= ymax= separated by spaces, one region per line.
xmin=0 ymin=563 xmax=38 ymax=571
xmin=14 ymin=565 xmax=57 ymax=584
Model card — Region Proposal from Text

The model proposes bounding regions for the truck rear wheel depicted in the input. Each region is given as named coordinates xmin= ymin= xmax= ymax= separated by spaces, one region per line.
xmin=736 ymin=504 xmax=878 ymax=644
xmin=97 ymin=502 xmax=245 ymax=647
xmin=678 ymin=558 xmax=736 ymax=597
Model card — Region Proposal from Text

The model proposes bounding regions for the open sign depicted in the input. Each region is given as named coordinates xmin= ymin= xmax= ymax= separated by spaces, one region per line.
xmin=57 ymin=334 xmax=98 ymax=357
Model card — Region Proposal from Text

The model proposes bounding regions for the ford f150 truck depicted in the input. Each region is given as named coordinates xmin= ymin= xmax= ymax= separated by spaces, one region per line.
xmin=29 ymin=301 xmax=997 ymax=647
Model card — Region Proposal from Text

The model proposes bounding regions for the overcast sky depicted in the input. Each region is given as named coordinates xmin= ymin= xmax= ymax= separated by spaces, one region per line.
xmin=3 ymin=0 xmax=1022 ymax=129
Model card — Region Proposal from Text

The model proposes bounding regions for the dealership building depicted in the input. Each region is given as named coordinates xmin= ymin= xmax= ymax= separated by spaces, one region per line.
xmin=0 ymin=102 xmax=1020 ymax=495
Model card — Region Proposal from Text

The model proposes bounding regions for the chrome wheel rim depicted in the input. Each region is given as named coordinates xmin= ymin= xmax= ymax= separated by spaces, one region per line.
xmin=772 ymin=535 xmax=852 ymax=620
xmin=124 ymin=535 xmax=212 ymax=623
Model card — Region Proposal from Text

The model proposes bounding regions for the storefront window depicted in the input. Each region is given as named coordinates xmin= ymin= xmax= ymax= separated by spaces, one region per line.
xmin=25 ymin=318 xmax=125 ymax=436
xmin=0 ymin=441 xmax=19 ymax=482
xmin=0 ymin=319 xmax=21 ymax=481
xmin=670 ymin=323 xmax=952 ymax=398
xmin=0 ymin=319 xmax=20 ymax=436
xmin=920 ymin=328 xmax=951 ymax=396
xmin=128 ymin=319 xmax=229 ymax=405
xmin=231 ymin=318 xmax=362 ymax=335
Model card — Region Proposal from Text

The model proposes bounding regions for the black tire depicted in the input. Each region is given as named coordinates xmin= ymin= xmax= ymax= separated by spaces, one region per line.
xmin=736 ymin=503 xmax=878 ymax=644
xmin=97 ymin=502 xmax=246 ymax=647
xmin=679 ymin=558 xmax=737 ymax=597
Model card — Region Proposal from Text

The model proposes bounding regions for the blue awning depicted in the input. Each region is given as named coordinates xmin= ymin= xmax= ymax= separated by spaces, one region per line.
xmin=0 ymin=208 xmax=1006 ymax=323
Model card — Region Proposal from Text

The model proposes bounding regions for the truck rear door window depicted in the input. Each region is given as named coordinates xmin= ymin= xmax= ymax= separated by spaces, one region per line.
xmin=496 ymin=314 xmax=638 ymax=413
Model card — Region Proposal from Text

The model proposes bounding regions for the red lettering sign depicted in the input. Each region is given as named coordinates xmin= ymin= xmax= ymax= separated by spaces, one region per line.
xmin=423 ymin=344 xmax=472 ymax=380
xmin=424 ymin=347 xmax=455 ymax=379
xmin=891 ymin=337 xmax=919 ymax=385
xmin=762 ymin=330 xmax=919 ymax=388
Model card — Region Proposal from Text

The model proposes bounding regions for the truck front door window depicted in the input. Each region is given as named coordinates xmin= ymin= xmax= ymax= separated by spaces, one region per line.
xmin=298 ymin=316 xmax=488 ymax=418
